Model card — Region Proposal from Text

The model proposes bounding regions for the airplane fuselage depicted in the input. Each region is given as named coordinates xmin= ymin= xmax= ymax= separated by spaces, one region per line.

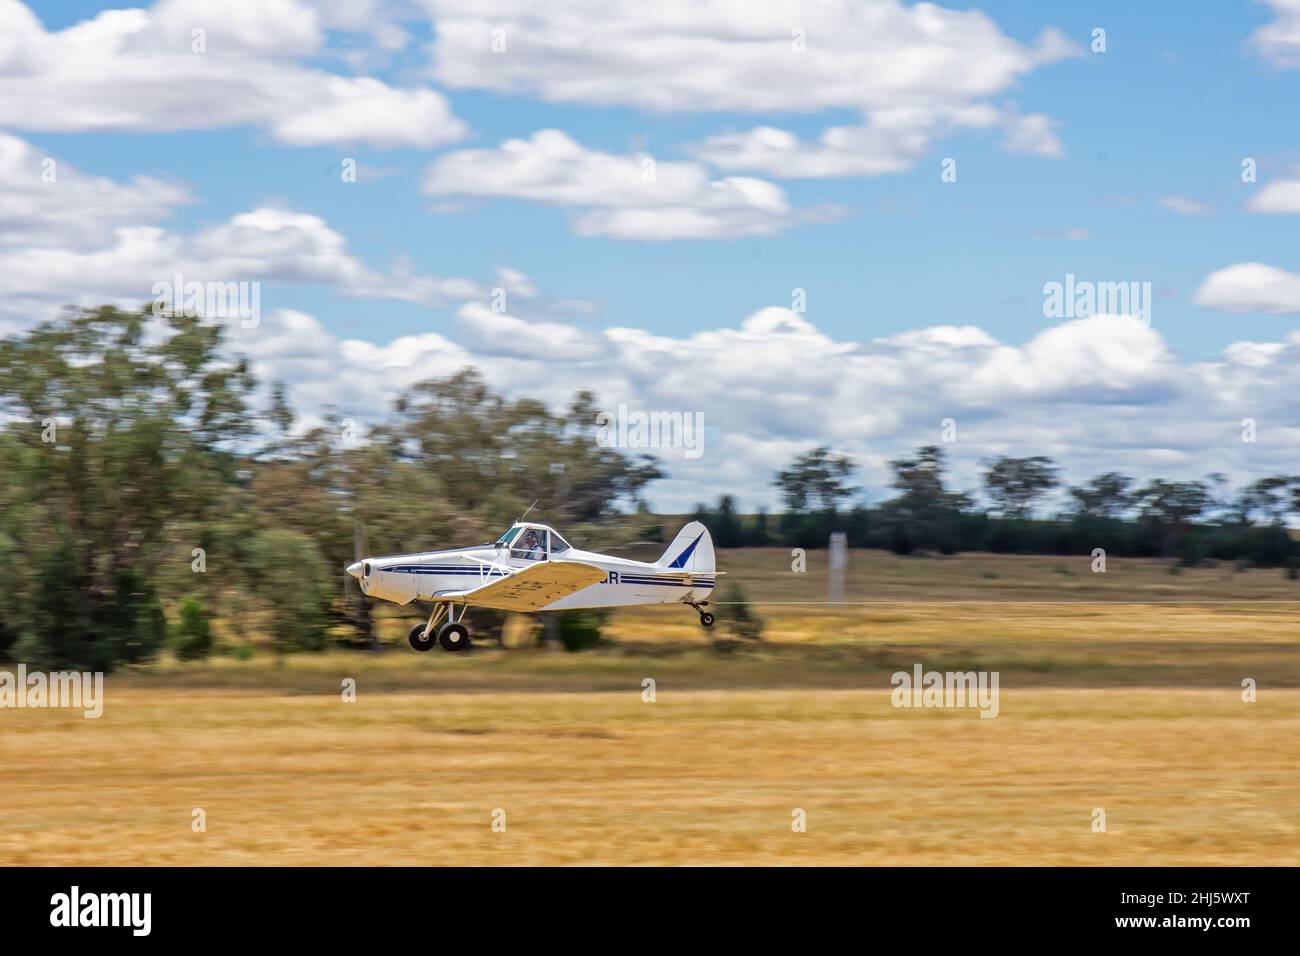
xmin=358 ymin=544 xmax=715 ymax=610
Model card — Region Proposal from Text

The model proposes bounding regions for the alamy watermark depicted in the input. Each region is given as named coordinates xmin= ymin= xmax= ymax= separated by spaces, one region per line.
xmin=891 ymin=663 xmax=999 ymax=718
xmin=50 ymin=886 xmax=150 ymax=936
xmin=152 ymin=273 xmax=261 ymax=328
xmin=0 ymin=665 xmax=104 ymax=718
xmin=1042 ymin=272 xmax=1152 ymax=325
xmin=596 ymin=403 xmax=704 ymax=459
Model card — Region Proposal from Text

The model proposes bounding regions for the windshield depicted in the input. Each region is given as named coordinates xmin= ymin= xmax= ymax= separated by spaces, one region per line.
xmin=496 ymin=526 xmax=521 ymax=546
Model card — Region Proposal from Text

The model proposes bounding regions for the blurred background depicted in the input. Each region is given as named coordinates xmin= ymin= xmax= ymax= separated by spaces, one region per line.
xmin=6 ymin=0 xmax=1300 ymax=866
xmin=1 ymin=305 xmax=1297 ymax=865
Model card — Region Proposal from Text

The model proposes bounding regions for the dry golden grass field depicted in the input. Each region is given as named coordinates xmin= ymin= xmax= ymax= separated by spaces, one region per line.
xmin=2 ymin=550 xmax=1299 ymax=865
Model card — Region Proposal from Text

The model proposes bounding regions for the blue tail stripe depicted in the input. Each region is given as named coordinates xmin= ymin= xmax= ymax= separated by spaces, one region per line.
xmin=668 ymin=532 xmax=704 ymax=569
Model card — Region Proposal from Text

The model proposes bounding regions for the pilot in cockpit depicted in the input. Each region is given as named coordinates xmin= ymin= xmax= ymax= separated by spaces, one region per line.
xmin=522 ymin=530 xmax=544 ymax=561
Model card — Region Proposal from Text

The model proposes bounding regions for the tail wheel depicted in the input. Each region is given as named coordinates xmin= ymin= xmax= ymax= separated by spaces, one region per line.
xmin=408 ymin=623 xmax=436 ymax=652
xmin=699 ymin=612 xmax=715 ymax=628
xmin=438 ymin=621 xmax=472 ymax=652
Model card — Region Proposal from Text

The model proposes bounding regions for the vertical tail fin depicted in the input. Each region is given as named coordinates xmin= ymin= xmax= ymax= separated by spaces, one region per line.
xmin=656 ymin=522 xmax=715 ymax=574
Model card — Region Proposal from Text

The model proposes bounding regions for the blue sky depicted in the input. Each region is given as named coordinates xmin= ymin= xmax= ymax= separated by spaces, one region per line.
xmin=24 ymin=1 xmax=1296 ymax=354
xmin=4 ymin=0 xmax=1300 ymax=509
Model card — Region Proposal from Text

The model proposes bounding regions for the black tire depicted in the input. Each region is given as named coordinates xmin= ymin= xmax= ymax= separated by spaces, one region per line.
xmin=438 ymin=621 xmax=472 ymax=652
xmin=408 ymin=623 xmax=435 ymax=652
xmin=699 ymin=612 xmax=715 ymax=628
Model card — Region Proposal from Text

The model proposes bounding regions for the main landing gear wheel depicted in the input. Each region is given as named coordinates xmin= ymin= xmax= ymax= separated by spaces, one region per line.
xmin=408 ymin=623 xmax=436 ymax=652
xmin=699 ymin=612 xmax=715 ymax=628
xmin=438 ymin=621 xmax=472 ymax=652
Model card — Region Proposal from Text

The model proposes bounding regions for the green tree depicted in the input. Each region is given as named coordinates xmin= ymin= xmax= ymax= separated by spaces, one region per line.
xmin=173 ymin=595 xmax=214 ymax=661
xmin=379 ymin=369 xmax=661 ymax=534
xmin=879 ymin=446 xmax=971 ymax=553
xmin=1133 ymin=479 xmax=1212 ymax=558
xmin=556 ymin=610 xmax=603 ymax=651
xmin=0 ymin=306 xmax=256 ymax=669
xmin=887 ymin=446 xmax=969 ymax=513
xmin=16 ymin=540 xmax=165 ymax=671
xmin=982 ymin=456 xmax=1061 ymax=519
xmin=716 ymin=581 xmax=764 ymax=641
xmin=1068 ymin=472 xmax=1134 ymax=519
xmin=247 ymin=529 xmax=332 ymax=656
xmin=1235 ymin=476 xmax=1295 ymax=526
xmin=716 ymin=495 xmax=743 ymax=547
xmin=773 ymin=447 xmax=856 ymax=513
xmin=695 ymin=495 xmax=744 ymax=548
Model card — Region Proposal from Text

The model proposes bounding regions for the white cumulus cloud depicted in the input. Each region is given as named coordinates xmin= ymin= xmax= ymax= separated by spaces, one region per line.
xmin=222 ymin=302 xmax=1300 ymax=512
xmin=0 ymin=0 xmax=466 ymax=147
xmin=1195 ymin=262 xmax=1300 ymax=314
xmin=422 ymin=130 xmax=822 ymax=239
xmin=423 ymin=0 xmax=1076 ymax=178
xmin=1248 ymin=0 xmax=1300 ymax=66
xmin=1246 ymin=170 xmax=1300 ymax=213
xmin=1159 ymin=195 xmax=1213 ymax=216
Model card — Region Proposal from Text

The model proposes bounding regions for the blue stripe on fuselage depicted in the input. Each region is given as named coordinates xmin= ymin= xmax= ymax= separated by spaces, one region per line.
xmin=384 ymin=566 xmax=510 ymax=575
xmin=602 ymin=571 xmax=713 ymax=587
xmin=380 ymin=566 xmax=713 ymax=589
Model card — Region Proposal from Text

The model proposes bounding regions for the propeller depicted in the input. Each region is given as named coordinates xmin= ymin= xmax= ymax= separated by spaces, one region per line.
xmin=343 ymin=515 xmax=369 ymax=598
xmin=353 ymin=516 xmax=369 ymax=568
xmin=345 ymin=516 xmax=375 ymax=648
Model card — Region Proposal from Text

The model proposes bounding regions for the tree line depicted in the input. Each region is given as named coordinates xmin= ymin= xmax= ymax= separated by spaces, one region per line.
xmin=2 ymin=306 xmax=1296 ymax=669
xmin=692 ymin=446 xmax=1300 ymax=571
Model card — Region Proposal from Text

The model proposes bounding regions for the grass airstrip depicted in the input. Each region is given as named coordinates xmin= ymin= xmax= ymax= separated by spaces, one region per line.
xmin=3 ymin=549 xmax=1297 ymax=865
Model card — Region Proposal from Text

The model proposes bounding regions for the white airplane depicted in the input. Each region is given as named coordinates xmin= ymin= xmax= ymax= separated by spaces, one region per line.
xmin=346 ymin=520 xmax=720 ymax=652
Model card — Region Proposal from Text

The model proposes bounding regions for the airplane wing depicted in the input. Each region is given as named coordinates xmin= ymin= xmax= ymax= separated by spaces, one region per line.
xmin=441 ymin=560 xmax=606 ymax=611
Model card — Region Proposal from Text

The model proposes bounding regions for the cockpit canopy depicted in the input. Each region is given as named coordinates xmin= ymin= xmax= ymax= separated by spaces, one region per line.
xmin=494 ymin=522 xmax=571 ymax=560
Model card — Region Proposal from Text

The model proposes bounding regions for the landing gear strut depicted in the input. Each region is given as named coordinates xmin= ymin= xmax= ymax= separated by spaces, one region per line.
xmin=436 ymin=604 xmax=473 ymax=652
xmin=408 ymin=622 xmax=436 ymax=652
xmin=438 ymin=622 xmax=471 ymax=651
xmin=408 ymin=604 xmax=474 ymax=652
xmin=409 ymin=603 xmax=446 ymax=651
xmin=688 ymin=601 xmax=715 ymax=628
